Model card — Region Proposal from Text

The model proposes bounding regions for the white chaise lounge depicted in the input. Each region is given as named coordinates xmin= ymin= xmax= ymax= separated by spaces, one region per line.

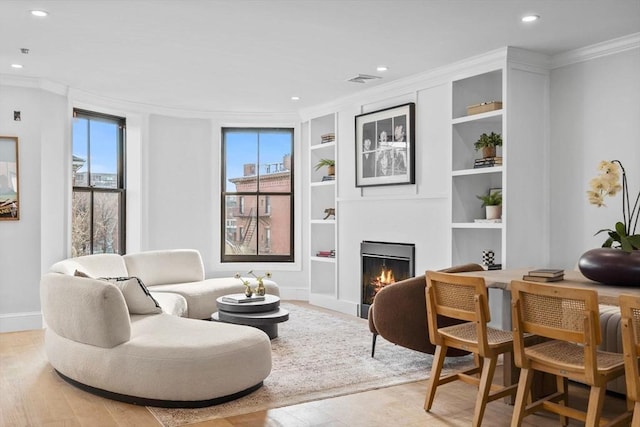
xmin=40 ymin=249 xmax=278 ymax=407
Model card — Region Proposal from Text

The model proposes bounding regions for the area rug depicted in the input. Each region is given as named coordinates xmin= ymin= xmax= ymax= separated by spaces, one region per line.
xmin=148 ymin=301 xmax=474 ymax=426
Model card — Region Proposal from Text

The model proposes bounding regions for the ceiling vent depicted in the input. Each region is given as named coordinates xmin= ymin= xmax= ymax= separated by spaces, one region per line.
xmin=347 ymin=74 xmax=382 ymax=84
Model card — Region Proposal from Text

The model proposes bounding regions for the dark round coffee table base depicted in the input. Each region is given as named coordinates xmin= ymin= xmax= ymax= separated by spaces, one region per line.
xmin=211 ymin=309 xmax=289 ymax=339
xmin=212 ymin=294 xmax=289 ymax=339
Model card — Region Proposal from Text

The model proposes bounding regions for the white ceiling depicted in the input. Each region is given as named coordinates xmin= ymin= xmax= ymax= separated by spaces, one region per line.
xmin=1 ymin=0 xmax=639 ymax=114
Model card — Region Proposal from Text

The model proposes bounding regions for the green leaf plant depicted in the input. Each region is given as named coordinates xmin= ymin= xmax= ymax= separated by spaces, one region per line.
xmin=314 ymin=158 xmax=335 ymax=171
xmin=476 ymin=190 xmax=502 ymax=207
xmin=473 ymin=132 xmax=502 ymax=150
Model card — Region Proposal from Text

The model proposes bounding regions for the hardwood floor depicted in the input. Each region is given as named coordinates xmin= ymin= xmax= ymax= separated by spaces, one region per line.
xmin=1 ymin=328 xmax=631 ymax=426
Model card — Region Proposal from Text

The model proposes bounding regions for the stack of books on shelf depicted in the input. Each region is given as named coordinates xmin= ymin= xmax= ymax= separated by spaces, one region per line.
xmin=522 ymin=268 xmax=564 ymax=282
xmin=321 ymin=133 xmax=335 ymax=144
xmin=322 ymin=175 xmax=335 ymax=181
xmin=316 ymin=250 xmax=336 ymax=258
xmin=474 ymin=156 xmax=503 ymax=168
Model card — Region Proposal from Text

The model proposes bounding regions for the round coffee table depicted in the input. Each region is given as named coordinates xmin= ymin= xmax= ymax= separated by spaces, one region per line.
xmin=211 ymin=294 xmax=289 ymax=339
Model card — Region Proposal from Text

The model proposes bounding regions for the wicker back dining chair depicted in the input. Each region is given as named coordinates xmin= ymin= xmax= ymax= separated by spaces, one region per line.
xmin=424 ymin=271 xmax=518 ymax=427
xmin=510 ymin=280 xmax=630 ymax=427
xmin=620 ymin=293 xmax=640 ymax=427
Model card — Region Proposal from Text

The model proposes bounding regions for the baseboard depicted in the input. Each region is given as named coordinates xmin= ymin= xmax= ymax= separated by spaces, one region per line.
xmin=308 ymin=294 xmax=359 ymax=316
xmin=279 ymin=287 xmax=309 ymax=301
xmin=0 ymin=311 xmax=43 ymax=333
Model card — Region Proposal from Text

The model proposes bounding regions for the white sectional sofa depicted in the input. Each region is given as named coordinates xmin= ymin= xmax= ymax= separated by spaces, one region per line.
xmin=40 ymin=249 xmax=279 ymax=407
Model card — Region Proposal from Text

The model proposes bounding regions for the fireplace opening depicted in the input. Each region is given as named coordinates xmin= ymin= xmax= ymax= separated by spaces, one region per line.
xmin=360 ymin=241 xmax=415 ymax=319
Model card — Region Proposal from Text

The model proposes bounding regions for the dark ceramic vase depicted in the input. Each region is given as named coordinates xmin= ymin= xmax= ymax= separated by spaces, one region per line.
xmin=578 ymin=248 xmax=640 ymax=286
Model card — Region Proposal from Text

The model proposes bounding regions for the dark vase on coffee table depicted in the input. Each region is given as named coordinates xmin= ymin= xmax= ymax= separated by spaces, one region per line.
xmin=578 ymin=248 xmax=640 ymax=286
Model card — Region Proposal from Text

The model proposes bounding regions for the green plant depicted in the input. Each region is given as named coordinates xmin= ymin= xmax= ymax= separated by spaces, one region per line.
xmin=473 ymin=132 xmax=503 ymax=150
xmin=587 ymin=160 xmax=640 ymax=252
xmin=476 ymin=190 xmax=502 ymax=207
xmin=314 ymin=158 xmax=335 ymax=171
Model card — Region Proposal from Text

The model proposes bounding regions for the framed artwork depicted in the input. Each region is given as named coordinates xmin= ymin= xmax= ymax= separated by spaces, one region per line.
xmin=355 ymin=102 xmax=415 ymax=187
xmin=0 ymin=136 xmax=19 ymax=220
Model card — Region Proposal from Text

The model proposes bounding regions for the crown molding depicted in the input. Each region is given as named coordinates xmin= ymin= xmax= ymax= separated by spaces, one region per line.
xmin=0 ymin=74 xmax=68 ymax=96
xmin=300 ymin=46 xmax=557 ymax=121
xmin=299 ymin=47 xmax=510 ymax=120
xmin=551 ymin=32 xmax=640 ymax=69
xmin=1 ymin=75 xmax=299 ymax=121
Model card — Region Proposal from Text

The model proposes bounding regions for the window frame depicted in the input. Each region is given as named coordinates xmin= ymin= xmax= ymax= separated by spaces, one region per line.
xmin=221 ymin=127 xmax=294 ymax=263
xmin=72 ymin=108 xmax=126 ymax=255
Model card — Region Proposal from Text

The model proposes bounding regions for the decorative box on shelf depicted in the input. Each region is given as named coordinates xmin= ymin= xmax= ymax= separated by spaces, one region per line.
xmin=467 ymin=101 xmax=502 ymax=116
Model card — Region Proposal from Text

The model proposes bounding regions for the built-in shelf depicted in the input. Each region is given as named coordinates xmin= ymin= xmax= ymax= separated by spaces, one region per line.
xmin=310 ymin=141 xmax=336 ymax=151
xmin=452 ymin=166 xmax=503 ymax=176
xmin=451 ymin=69 xmax=505 ymax=268
xmin=451 ymin=222 xmax=504 ymax=229
xmin=310 ymin=181 xmax=335 ymax=187
xmin=452 ymin=109 xmax=502 ymax=125
xmin=449 ymin=53 xmax=549 ymax=278
xmin=310 ymin=256 xmax=337 ymax=263
xmin=310 ymin=219 xmax=336 ymax=225
xmin=308 ymin=112 xmax=338 ymax=307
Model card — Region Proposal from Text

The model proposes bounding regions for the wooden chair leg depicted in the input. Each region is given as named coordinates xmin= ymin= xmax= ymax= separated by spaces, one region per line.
xmin=632 ymin=401 xmax=640 ymax=427
xmin=424 ymin=344 xmax=447 ymax=411
xmin=511 ymin=367 xmax=534 ymax=427
xmin=585 ymin=385 xmax=606 ymax=427
xmin=556 ymin=375 xmax=568 ymax=426
xmin=472 ymin=356 xmax=498 ymax=427
xmin=473 ymin=353 xmax=483 ymax=378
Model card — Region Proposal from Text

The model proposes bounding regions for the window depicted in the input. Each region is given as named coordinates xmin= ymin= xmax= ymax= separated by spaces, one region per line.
xmin=222 ymin=128 xmax=293 ymax=262
xmin=72 ymin=109 xmax=126 ymax=256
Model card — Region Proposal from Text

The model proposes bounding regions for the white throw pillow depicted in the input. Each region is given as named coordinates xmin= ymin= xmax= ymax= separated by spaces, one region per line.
xmin=100 ymin=277 xmax=162 ymax=315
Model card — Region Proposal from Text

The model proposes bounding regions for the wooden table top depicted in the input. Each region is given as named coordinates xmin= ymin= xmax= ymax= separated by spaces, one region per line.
xmin=456 ymin=267 xmax=639 ymax=305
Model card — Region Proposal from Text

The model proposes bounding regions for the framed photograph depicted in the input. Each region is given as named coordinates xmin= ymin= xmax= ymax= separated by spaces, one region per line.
xmin=355 ymin=102 xmax=415 ymax=187
xmin=0 ymin=136 xmax=19 ymax=220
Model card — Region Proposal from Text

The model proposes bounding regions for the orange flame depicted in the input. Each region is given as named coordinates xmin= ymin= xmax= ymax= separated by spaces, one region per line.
xmin=377 ymin=267 xmax=395 ymax=285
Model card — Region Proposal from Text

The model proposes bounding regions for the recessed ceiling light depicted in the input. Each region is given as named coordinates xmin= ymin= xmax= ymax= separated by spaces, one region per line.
xmin=291 ymin=96 xmax=300 ymax=101
xmin=376 ymin=66 xmax=388 ymax=72
xmin=30 ymin=10 xmax=49 ymax=17
xmin=11 ymin=64 xmax=23 ymax=69
xmin=521 ymin=14 xmax=539 ymax=23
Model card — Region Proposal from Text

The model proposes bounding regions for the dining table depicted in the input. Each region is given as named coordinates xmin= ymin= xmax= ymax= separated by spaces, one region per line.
xmin=456 ymin=267 xmax=640 ymax=401
xmin=457 ymin=267 xmax=638 ymax=330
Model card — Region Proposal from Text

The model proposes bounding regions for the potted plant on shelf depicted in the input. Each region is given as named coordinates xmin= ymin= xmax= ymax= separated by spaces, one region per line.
xmin=474 ymin=132 xmax=502 ymax=158
xmin=477 ymin=190 xmax=502 ymax=220
xmin=315 ymin=158 xmax=335 ymax=176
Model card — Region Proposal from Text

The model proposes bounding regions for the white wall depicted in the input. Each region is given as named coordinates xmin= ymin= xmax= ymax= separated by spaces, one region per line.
xmin=146 ymin=115 xmax=215 ymax=253
xmin=0 ymin=83 xmax=68 ymax=331
xmin=550 ymin=45 xmax=640 ymax=268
